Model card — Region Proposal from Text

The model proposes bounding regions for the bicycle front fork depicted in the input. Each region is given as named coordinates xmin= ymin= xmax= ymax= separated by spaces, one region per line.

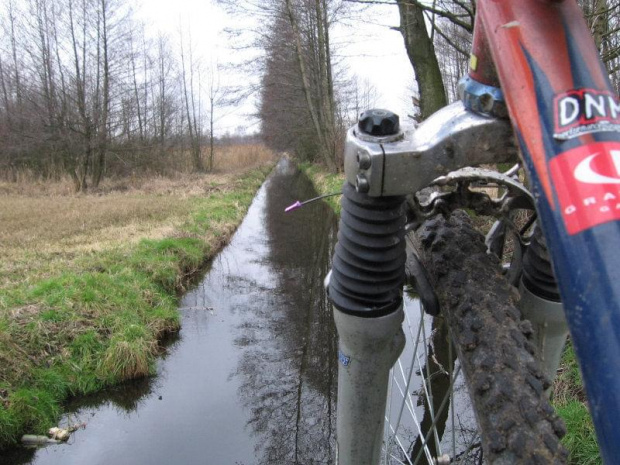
xmin=327 ymin=179 xmax=407 ymax=464
xmin=519 ymin=227 xmax=569 ymax=386
xmin=332 ymin=307 xmax=405 ymax=464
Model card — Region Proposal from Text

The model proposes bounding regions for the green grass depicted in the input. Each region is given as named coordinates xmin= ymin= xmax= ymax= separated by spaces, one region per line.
xmin=556 ymin=400 xmax=601 ymax=465
xmin=8 ymin=389 xmax=59 ymax=434
xmin=0 ymin=164 xmax=273 ymax=449
xmin=553 ymin=343 xmax=602 ymax=464
xmin=298 ymin=162 xmax=345 ymax=213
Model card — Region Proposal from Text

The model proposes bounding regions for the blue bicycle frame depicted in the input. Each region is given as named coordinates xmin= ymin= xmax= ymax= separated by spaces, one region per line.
xmin=472 ymin=1 xmax=620 ymax=461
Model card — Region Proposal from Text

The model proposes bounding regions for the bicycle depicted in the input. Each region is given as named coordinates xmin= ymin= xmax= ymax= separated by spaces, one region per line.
xmin=326 ymin=1 xmax=620 ymax=463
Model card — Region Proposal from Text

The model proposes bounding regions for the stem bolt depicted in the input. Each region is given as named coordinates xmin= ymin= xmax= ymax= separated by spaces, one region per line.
xmin=357 ymin=151 xmax=372 ymax=170
xmin=358 ymin=109 xmax=400 ymax=136
xmin=355 ymin=174 xmax=370 ymax=193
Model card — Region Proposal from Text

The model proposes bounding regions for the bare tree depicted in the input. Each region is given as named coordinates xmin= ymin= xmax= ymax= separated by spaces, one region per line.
xmin=154 ymin=34 xmax=177 ymax=158
xmin=338 ymin=75 xmax=380 ymax=125
xmin=206 ymin=61 xmax=228 ymax=171
xmin=92 ymin=0 xmax=113 ymax=187
xmin=220 ymin=0 xmax=355 ymax=171
xmin=582 ymin=0 xmax=620 ymax=91
xmin=283 ymin=0 xmax=338 ymax=171
xmin=0 ymin=0 xmax=183 ymax=180
xmin=179 ymin=22 xmax=205 ymax=173
xmin=396 ymin=0 xmax=448 ymax=118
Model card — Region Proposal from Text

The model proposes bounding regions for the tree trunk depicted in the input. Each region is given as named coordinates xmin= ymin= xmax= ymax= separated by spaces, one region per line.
xmin=591 ymin=0 xmax=608 ymax=50
xmin=8 ymin=0 xmax=22 ymax=109
xmin=180 ymin=28 xmax=204 ymax=173
xmin=131 ymin=39 xmax=145 ymax=142
xmin=315 ymin=0 xmax=339 ymax=170
xmin=284 ymin=0 xmax=337 ymax=172
xmin=209 ymin=95 xmax=214 ymax=171
xmin=68 ymin=0 xmax=93 ymax=192
xmin=92 ymin=0 xmax=110 ymax=188
xmin=397 ymin=0 xmax=447 ymax=119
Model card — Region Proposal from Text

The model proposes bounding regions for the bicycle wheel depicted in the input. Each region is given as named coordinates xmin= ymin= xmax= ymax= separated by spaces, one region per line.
xmin=382 ymin=210 xmax=568 ymax=464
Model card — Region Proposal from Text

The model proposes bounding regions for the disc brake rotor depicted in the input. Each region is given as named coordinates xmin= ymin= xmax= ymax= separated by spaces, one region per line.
xmin=408 ymin=166 xmax=536 ymax=285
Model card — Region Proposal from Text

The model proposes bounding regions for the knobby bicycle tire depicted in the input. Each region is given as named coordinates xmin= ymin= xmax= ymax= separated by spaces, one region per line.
xmin=408 ymin=210 xmax=568 ymax=464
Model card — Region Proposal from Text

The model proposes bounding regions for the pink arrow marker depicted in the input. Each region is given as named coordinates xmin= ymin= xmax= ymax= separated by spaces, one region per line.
xmin=284 ymin=201 xmax=303 ymax=213
xmin=284 ymin=192 xmax=341 ymax=213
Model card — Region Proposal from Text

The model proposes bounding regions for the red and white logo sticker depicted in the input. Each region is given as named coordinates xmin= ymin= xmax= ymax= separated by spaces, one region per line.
xmin=553 ymin=89 xmax=620 ymax=140
xmin=550 ymin=142 xmax=620 ymax=234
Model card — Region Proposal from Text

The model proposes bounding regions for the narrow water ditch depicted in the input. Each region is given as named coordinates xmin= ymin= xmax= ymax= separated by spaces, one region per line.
xmin=2 ymin=159 xmax=339 ymax=465
xmin=3 ymin=159 xmax=478 ymax=465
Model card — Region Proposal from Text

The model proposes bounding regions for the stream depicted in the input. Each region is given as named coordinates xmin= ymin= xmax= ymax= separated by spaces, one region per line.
xmin=2 ymin=159 xmax=475 ymax=465
xmin=2 ymin=159 xmax=339 ymax=465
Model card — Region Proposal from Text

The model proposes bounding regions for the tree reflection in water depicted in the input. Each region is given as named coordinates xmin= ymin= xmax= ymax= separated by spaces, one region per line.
xmin=232 ymin=160 xmax=338 ymax=464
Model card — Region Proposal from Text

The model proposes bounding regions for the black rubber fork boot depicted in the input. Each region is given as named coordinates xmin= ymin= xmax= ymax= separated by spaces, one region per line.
xmin=328 ymin=182 xmax=407 ymax=317
xmin=522 ymin=225 xmax=561 ymax=302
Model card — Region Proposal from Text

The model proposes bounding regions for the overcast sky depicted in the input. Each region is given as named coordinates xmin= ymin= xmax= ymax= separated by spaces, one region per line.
xmin=137 ymin=0 xmax=414 ymax=136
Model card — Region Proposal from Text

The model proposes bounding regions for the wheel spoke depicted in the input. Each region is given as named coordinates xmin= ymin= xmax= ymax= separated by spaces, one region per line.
xmin=384 ymin=296 xmax=471 ymax=465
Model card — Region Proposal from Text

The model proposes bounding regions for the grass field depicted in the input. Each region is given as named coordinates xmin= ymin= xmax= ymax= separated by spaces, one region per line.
xmin=301 ymin=163 xmax=600 ymax=465
xmin=0 ymin=147 xmax=275 ymax=449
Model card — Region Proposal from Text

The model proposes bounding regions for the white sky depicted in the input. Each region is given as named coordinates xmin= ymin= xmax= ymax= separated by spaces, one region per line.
xmin=137 ymin=0 xmax=415 ymax=135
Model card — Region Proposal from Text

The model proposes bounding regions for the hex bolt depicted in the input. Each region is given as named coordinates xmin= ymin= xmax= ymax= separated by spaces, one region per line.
xmin=355 ymin=174 xmax=370 ymax=193
xmin=357 ymin=151 xmax=372 ymax=170
xmin=479 ymin=93 xmax=494 ymax=112
xmin=358 ymin=109 xmax=400 ymax=137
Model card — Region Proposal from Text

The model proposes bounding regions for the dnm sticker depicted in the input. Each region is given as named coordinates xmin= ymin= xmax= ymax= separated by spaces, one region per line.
xmin=550 ymin=142 xmax=620 ymax=234
xmin=554 ymin=89 xmax=620 ymax=140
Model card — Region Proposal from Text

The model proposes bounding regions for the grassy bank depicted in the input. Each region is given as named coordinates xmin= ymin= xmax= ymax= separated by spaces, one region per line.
xmin=298 ymin=163 xmax=344 ymax=214
xmin=553 ymin=343 xmax=601 ymax=464
xmin=0 ymin=164 xmax=274 ymax=449
xmin=301 ymin=163 xmax=600 ymax=464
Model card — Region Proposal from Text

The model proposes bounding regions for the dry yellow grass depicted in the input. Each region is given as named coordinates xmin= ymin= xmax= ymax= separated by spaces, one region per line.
xmin=0 ymin=144 xmax=277 ymax=288
xmin=0 ymin=143 xmax=276 ymax=196
xmin=169 ymin=143 xmax=276 ymax=174
xmin=0 ymin=194 xmax=190 ymax=287
xmin=211 ymin=144 xmax=276 ymax=171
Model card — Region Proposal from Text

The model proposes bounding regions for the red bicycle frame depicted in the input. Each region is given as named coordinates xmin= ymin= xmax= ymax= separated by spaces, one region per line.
xmin=473 ymin=1 xmax=620 ymax=462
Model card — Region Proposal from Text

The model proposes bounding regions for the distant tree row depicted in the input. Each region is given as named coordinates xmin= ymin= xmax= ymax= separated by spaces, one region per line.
xmin=221 ymin=0 xmax=378 ymax=173
xmin=0 ymin=0 xmax=230 ymax=190
xmin=228 ymin=0 xmax=619 ymax=173
xmin=259 ymin=0 xmax=340 ymax=171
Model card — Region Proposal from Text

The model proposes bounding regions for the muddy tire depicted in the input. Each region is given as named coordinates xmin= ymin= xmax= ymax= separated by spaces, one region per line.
xmin=410 ymin=211 xmax=568 ymax=464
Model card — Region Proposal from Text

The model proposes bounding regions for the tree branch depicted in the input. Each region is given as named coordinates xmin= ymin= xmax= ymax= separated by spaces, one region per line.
xmin=407 ymin=0 xmax=473 ymax=33
xmin=602 ymin=46 xmax=620 ymax=63
xmin=424 ymin=10 xmax=469 ymax=58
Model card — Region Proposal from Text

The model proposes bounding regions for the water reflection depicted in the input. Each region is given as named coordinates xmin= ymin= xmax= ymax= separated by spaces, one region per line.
xmin=231 ymin=160 xmax=338 ymax=464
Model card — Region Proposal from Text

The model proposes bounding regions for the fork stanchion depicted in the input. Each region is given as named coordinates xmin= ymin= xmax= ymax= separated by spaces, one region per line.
xmin=327 ymin=180 xmax=407 ymax=464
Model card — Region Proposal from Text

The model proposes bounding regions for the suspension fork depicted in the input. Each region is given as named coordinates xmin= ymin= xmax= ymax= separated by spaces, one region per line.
xmin=330 ymin=97 xmax=518 ymax=463
xmin=328 ymin=97 xmax=517 ymax=462
xmin=519 ymin=226 xmax=569 ymax=386
xmin=327 ymin=178 xmax=407 ymax=465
